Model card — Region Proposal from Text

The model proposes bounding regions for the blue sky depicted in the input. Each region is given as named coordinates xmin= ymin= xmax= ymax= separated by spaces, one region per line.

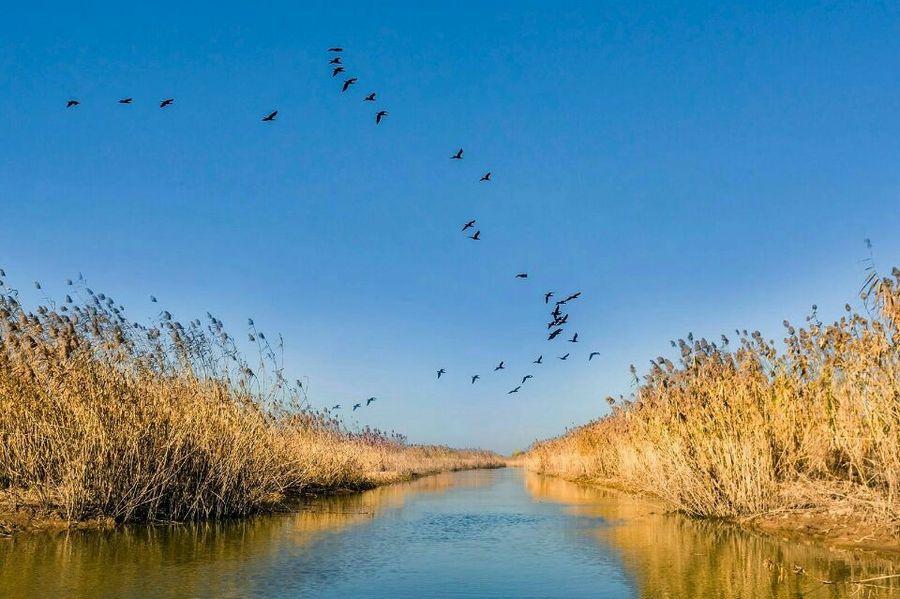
xmin=1 ymin=2 xmax=898 ymax=453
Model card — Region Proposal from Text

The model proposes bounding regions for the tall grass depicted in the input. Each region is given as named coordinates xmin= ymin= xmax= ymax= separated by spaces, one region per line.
xmin=0 ymin=274 xmax=500 ymax=529
xmin=526 ymin=267 xmax=900 ymax=533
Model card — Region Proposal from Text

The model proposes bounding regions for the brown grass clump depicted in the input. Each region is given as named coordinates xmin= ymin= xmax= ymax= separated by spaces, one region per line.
xmin=525 ymin=267 xmax=900 ymax=543
xmin=0 ymin=274 xmax=501 ymax=531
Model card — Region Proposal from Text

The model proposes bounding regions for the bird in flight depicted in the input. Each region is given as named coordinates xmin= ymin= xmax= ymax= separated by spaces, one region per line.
xmin=366 ymin=397 xmax=376 ymax=406
xmin=375 ymin=110 xmax=388 ymax=124
xmin=437 ymin=368 xmax=446 ymax=379
xmin=160 ymin=98 xmax=174 ymax=108
xmin=548 ymin=328 xmax=564 ymax=340
xmin=480 ymin=172 xmax=492 ymax=182
xmin=494 ymin=361 xmax=505 ymax=371
xmin=342 ymin=78 xmax=358 ymax=92
xmin=564 ymin=292 xmax=582 ymax=302
xmin=508 ymin=386 xmax=521 ymax=394
xmin=328 ymin=47 xmax=343 ymax=52
xmin=569 ymin=333 xmax=579 ymax=343
xmin=364 ymin=92 xmax=376 ymax=101
xmin=533 ymin=355 xmax=543 ymax=364
xmin=329 ymin=56 xmax=342 ymax=64
xmin=559 ymin=353 xmax=570 ymax=360
xmin=118 ymin=98 xmax=133 ymax=104
xmin=261 ymin=110 xmax=278 ymax=122
xmin=451 ymin=148 xmax=463 ymax=160
xmin=521 ymin=375 xmax=533 ymax=384
xmin=66 ymin=99 xmax=79 ymax=108
xmin=589 ymin=352 xmax=601 ymax=361
xmin=551 ymin=305 xmax=562 ymax=318
xmin=150 ymin=295 xmax=157 ymax=303
xmin=332 ymin=66 xmax=345 ymax=77
xmin=545 ymin=292 xmax=554 ymax=304
xmin=469 ymin=230 xmax=481 ymax=241
xmin=332 ymin=404 xmax=341 ymax=410
xmin=462 ymin=219 xmax=476 ymax=232
xmin=471 ymin=375 xmax=480 ymax=384
xmin=353 ymin=403 xmax=362 ymax=411
xmin=516 ymin=273 xmax=528 ymax=279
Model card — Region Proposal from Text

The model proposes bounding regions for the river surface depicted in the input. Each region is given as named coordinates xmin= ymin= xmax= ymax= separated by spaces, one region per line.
xmin=1 ymin=468 xmax=897 ymax=598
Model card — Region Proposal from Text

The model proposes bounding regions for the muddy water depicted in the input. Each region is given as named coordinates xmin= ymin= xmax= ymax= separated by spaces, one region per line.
xmin=0 ymin=468 xmax=896 ymax=597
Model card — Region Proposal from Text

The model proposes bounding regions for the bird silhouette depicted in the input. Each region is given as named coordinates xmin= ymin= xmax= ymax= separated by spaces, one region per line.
xmin=471 ymin=375 xmax=480 ymax=384
xmin=480 ymin=172 xmax=491 ymax=182
xmin=551 ymin=305 xmax=562 ymax=318
xmin=451 ymin=148 xmax=463 ymax=160
xmin=342 ymin=78 xmax=358 ymax=92
xmin=548 ymin=328 xmax=564 ymax=340
xmin=66 ymin=100 xmax=79 ymax=108
xmin=332 ymin=66 xmax=345 ymax=77
xmin=328 ymin=47 xmax=343 ymax=52
xmin=160 ymin=98 xmax=174 ymax=108
xmin=515 ymin=273 xmax=528 ymax=279
xmin=545 ymin=292 xmax=554 ymax=304
xmin=469 ymin=230 xmax=481 ymax=240
xmin=150 ymin=295 xmax=157 ymax=303
xmin=564 ymin=292 xmax=582 ymax=302
xmin=533 ymin=355 xmax=543 ymax=364
xmin=589 ymin=352 xmax=601 ymax=361
xmin=261 ymin=110 xmax=278 ymax=122
xmin=329 ymin=56 xmax=342 ymax=64
xmin=366 ymin=397 xmax=376 ymax=406
xmin=508 ymin=386 xmax=521 ymax=394
xmin=375 ymin=110 xmax=388 ymax=124
xmin=353 ymin=403 xmax=362 ymax=411
xmin=462 ymin=219 xmax=476 ymax=231
xmin=332 ymin=404 xmax=341 ymax=410
xmin=437 ymin=368 xmax=446 ymax=379
xmin=521 ymin=375 xmax=533 ymax=384
xmin=118 ymin=98 xmax=133 ymax=104
xmin=569 ymin=333 xmax=579 ymax=343
xmin=494 ymin=361 xmax=505 ymax=371
xmin=364 ymin=92 xmax=376 ymax=101
xmin=559 ymin=353 xmax=570 ymax=360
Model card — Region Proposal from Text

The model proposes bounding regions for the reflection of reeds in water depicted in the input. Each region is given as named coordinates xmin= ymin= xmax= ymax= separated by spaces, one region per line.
xmin=524 ymin=472 xmax=899 ymax=598
xmin=0 ymin=470 xmax=484 ymax=597
xmin=0 ymin=273 xmax=502 ymax=529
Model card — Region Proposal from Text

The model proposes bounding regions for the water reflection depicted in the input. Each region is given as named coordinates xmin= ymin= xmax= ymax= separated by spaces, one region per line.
xmin=524 ymin=472 xmax=899 ymax=598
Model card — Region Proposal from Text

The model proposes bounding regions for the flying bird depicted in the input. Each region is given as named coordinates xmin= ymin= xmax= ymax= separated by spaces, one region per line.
xmin=329 ymin=57 xmax=342 ymax=64
xmin=469 ymin=230 xmax=481 ymax=240
xmin=332 ymin=404 xmax=341 ymax=410
xmin=364 ymin=92 xmax=376 ymax=101
xmin=261 ymin=110 xmax=278 ymax=122
xmin=589 ymin=352 xmax=601 ymax=361
xmin=515 ymin=273 xmax=528 ymax=279
xmin=521 ymin=375 xmax=533 ymax=384
xmin=471 ymin=375 xmax=480 ymax=384
xmin=494 ymin=361 xmax=505 ymax=371
xmin=437 ymin=368 xmax=446 ymax=379
xmin=118 ymin=98 xmax=133 ymax=104
xmin=508 ymin=386 xmax=521 ymax=394
xmin=66 ymin=100 xmax=79 ymax=108
xmin=451 ymin=148 xmax=463 ymax=160
xmin=569 ymin=333 xmax=579 ymax=343
xmin=564 ymin=292 xmax=582 ymax=302
xmin=375 ymin=110 xmax=388 ymax=124
xmin=551 ymin=305 xmax=562 ymax=318
xmin=545 ymin=292 xmax=554 ymax=304
xmin=548 ymin=328 xmax=564 ymax=341
xmin=328 ymin=47 xmax=343 ymax=52
xmin=480 ymin=172 xmax=491 ymax=182
xmin=160 ymin=98 xmax=174 ymax=108
xmin=559 ymin=353 xmax=570 ymax=360
xmin=533 ymin=355 xmax=543 ymax=364
xmin=462 ymin=219 xmax=476 ymax=231
xmin=342 ymin=78 xmax=358 ymax=92
xmin=366 ymin=397 xmax=376 ymax=406
xmin=353 ymin=403 xmax=362 ymax=411
xmin=332 ymin=66 xmax=345 ymax=77
xmin=150 ymin=295 xmax=157 ymax=303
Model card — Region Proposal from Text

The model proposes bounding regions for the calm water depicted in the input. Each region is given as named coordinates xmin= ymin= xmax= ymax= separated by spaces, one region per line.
xmin=1 ymin=468 xmax=897 ymax=598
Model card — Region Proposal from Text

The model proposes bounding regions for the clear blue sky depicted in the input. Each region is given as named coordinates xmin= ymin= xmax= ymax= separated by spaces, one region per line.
xmin=2 ymin=2 xmax=898 ymax=453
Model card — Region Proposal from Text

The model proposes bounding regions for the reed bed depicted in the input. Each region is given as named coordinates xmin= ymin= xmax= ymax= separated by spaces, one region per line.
xmin=525 ymin=266 xmax=900 ymax=543
xmin=0 ymin=273 xmax=501 ymax=531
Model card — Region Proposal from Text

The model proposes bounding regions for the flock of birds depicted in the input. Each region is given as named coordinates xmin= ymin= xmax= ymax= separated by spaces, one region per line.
xmin=62 ymin=46 xmax=603 ymax=411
